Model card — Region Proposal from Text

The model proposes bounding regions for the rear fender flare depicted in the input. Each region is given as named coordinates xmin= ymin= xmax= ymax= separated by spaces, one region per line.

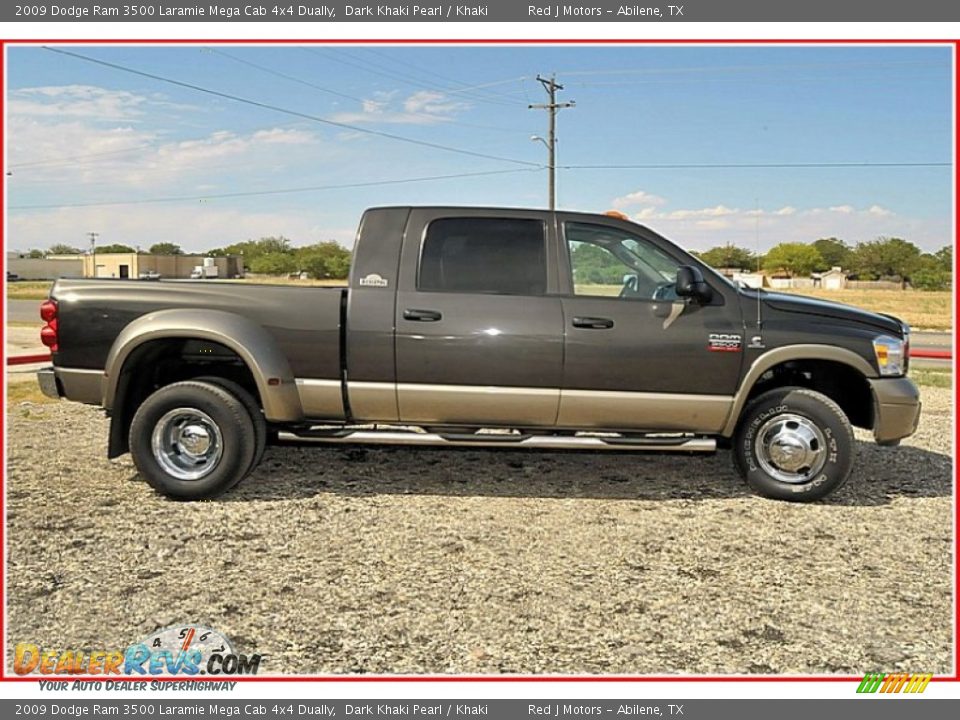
xmin=103 ymin=308 xmax=303 ymax=422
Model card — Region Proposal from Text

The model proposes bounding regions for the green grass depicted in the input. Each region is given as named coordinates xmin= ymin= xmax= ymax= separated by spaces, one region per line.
xmin=779 ymin=288 xmax=952 ymax=331
xmin=909 ymin=366 xmax=953 ymax=389
xmin=6 ymin=281 xmax=53 ymax=300
xmin=6 ymin=380 xmax=57 ymax=405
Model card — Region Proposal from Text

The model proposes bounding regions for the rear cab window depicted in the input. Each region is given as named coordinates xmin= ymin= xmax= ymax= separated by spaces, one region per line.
xmin=418 ymin=217 xmax=547 ymax=296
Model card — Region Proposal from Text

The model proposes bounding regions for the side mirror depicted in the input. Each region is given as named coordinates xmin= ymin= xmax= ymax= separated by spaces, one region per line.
xmin=675 ymin=265 xmax=713 ymax=303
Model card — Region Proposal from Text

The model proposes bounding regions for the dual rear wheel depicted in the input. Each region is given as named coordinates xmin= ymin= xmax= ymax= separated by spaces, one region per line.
xmin=129 ymin=379 xmax=266 ymax=500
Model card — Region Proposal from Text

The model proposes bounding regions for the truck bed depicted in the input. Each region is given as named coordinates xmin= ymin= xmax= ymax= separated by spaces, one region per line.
xmin=51 ymin=278 xmax=344 ymax=381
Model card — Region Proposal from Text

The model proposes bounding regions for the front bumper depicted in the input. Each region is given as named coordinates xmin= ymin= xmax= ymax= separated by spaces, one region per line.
xmin=37 ymin=367 xmax=61 ymax=399
xmin=869 ymin=376 xmax=921 ymax=444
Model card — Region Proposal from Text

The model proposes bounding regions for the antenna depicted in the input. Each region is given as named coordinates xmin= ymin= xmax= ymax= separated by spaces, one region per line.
xmin=754 ymin=198 xmax=762 ymax=330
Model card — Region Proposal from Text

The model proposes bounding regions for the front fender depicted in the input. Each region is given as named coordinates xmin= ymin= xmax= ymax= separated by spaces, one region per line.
xmin=721 ymin=343 xmax=876 ymax=437
xmin=103 ymin=308 xmax=303 ymax=422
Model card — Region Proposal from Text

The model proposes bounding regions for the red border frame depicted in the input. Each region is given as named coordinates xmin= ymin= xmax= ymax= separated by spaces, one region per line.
xmin=0 ymin=36 xmax=956 ymax=685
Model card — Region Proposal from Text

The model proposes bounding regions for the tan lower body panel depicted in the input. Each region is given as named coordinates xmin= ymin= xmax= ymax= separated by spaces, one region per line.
xmin=397 ymin=383 xmax=560 ymax=426
xmin=347 ymin=381 xmax=399 ymax=422
xmin=342 ymin=381 xmax=731 ymax=433
xmin=557 ymin=389 xmax=732 ymax=433
xmin=295 ymin=379 xmax=345 ymax=420
xmin=57 ymin=368 xmax=104 ymax=405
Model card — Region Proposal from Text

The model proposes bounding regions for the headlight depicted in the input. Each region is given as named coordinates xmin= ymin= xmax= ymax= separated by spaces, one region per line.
xmin=873 ymin=335 xmax=906 ymax=376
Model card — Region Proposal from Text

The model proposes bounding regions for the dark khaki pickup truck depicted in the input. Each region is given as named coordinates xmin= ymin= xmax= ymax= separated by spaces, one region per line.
xmin=38 ymin=206 xmax=920 ymax=501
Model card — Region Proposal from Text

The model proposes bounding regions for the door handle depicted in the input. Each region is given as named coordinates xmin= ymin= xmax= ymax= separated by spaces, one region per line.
xmin=572 ymin=316 xmax=615 ymax=329
xmin=403 ymin=308 xmax=442 ymax=322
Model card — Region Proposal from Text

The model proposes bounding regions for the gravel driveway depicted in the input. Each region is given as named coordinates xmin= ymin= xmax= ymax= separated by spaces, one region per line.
xmin=5 ymin=384 xmax=953 ymax=676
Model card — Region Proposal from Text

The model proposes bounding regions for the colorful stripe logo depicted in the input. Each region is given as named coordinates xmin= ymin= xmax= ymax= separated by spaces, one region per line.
xmin=857 ymin=673 xmax=932 ymax=694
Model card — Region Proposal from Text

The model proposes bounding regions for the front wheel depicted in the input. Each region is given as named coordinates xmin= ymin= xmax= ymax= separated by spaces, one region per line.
xmin=733 ymin=387 xmax=855 ymax=502
xmin=129 ymin=380 xmax=257 ymax=500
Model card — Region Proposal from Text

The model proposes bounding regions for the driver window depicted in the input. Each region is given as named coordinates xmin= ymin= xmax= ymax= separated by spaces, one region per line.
xmin=565 ymin=222 xmax=682 ymax=300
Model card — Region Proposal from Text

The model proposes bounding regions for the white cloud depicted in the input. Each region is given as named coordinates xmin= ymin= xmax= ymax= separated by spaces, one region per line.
xmin=9 ymin=85 xmax=148 ymax=121
xmin=611 ymin=189 xmax=667 ymax=209
xmin=9 ymin=121 xmax=322 ymax=189
xmin=610 ymin=192 xmax=947 ymax=251
xmin=329 ymin=90 xmax=469 ymax=125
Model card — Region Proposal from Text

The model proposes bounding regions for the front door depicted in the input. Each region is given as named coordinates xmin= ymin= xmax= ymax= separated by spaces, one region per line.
xmin=394 ymin=210 xmax=564 ymax=428
xmin=557 ymin=218 xmax=744 ymax=433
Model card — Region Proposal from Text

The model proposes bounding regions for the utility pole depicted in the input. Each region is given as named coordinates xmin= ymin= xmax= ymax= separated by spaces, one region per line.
xmin=87 ymin=231 xmax=99 ymax=278
xmin=529 ymin=74 xmax=575 ymax=210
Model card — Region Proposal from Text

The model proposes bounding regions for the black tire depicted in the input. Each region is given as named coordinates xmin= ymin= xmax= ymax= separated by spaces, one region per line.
xmin=733 ymin=386 xmax=855 ymax=502
xmin=129 ymin=380 xmax=256 ymax=500
xmin=193 ymin=376 xmax=267 ymax=477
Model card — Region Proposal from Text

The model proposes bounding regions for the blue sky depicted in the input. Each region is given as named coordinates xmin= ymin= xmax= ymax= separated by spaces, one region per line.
xmin=5 ymin=44 xmax=953 ymax=253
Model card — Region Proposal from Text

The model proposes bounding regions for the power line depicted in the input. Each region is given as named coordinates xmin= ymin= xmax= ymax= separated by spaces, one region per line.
xmin=9 ymin=168 xmax=541 ymax=210
xmin=358 ymin=47 xmax=525 ymax=103
xmin=561 ymin=162 xmax=950 ymax=169
xmin=44 ymin=47 xmax=540 ymax=168
xmin=557 ymin=59 xmax=946 ymax=79
xmin=8 ymin=143 xmax=158 ymax=169
xmin=303 ymin=48 xmax=520 ymax=108
xmin=211 ymin=48 xmax=531 ymax=136
xmin=208 ymin=48 xmax=369 ymax=104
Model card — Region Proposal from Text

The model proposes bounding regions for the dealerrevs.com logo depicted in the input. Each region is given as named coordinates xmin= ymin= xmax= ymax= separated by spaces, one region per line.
xmin=14 ymin=625 xmax=263 ymax=676
xmin=856 ymin=672 xmax=933 ymax=694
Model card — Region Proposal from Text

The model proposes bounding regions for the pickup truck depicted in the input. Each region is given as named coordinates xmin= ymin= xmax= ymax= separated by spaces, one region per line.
xmin=37 ymin=206 xmax=921 ymax=502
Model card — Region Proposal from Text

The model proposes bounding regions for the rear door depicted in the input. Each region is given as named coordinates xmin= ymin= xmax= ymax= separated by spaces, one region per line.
xmin=394 ymin=209 xmax=564 ymax=427
xmin=557 ymin=216 xmax=744 ymax=432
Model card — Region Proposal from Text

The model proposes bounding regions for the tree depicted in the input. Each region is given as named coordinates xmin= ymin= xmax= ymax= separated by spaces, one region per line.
xmin=910 ymin=245 xmax=952 ymax=291
xmin=934 ymin=245 xmax=952 ymax=271
xmin=47 ymin=244 xmax=81 ymax=255
xmin=248 ymin=251 xmax=297 ymax=275
xmin=212 ymin=236 xmax=294 ymax=267
xmin=811 ymin=237 xmax=853 ymax=271
xmin=255 ymin=236 xmax=293 ymax=255
xmin=297 ymin=241 xmax=351 ymax=279
xmin=96 ymin=243 xmax=136 ymax=254
xmin=911 ymin=254 xmax=951 ymax=291
xmin=762 ymin=243 xmax=824 ymax=277
xmin=698 ymin=244 xmax=757 ymax=270
xmin=149 ymin=242 xmax=183 ymax=255
xmin=569 ymin=242 xmax=626 ymax=284
xmin=27 ymin=249 xmax=45 ymax=258
xmin=851 ymin=237 xmax=921 ymax=280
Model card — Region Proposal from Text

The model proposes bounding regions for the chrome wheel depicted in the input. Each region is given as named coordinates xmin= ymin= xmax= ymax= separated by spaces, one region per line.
xmin=151 ymin=407 xmax=224 ymax=481
xmin=754 ymin=413 xmax=827 ymax=484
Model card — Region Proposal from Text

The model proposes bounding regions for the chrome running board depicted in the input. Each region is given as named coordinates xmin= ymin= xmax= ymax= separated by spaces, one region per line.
xmin=279 ymin=429 xmax=716 ymax=453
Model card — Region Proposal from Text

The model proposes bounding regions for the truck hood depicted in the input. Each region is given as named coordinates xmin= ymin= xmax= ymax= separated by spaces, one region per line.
xmin=759 ymin=291 xmax=905 ymax=336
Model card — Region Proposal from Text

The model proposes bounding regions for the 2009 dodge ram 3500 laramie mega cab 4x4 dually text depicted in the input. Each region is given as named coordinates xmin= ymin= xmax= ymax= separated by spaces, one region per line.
xmin=37 ymin=206 xmax=921 ymax=502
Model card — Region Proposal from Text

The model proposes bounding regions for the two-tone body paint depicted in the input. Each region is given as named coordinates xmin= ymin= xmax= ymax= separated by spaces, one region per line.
xmin=45 ymin=205 xmax=917 ymax=444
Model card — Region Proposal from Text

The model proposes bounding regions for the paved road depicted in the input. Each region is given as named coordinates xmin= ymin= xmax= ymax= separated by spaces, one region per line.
xmin=7 ymin=299 xmax=43 ymax=324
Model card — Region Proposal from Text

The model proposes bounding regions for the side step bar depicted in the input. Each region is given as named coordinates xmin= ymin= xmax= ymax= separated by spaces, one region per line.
xmin=279 ymin=429 xmax=716 ymax=453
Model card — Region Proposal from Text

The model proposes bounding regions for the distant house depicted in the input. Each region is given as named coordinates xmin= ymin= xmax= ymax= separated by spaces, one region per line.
xmin=81 ymin=253 xmax=243 ymax=279
xmin=813 ymin=266 xmax=848 ymax=290
xmin=730 ymin=272 xmax=769 ymax=289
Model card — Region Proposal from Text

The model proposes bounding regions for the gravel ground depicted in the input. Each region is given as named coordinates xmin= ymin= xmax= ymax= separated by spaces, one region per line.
xmin=5 ymin=384 xmax=954 ymax=676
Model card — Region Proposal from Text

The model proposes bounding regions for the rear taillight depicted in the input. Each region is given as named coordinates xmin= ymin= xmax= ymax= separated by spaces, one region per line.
xmin=40 ymin=299 xmax=58 ymax=352
xmin=40 ymin=299 xmax=57 ymax=322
